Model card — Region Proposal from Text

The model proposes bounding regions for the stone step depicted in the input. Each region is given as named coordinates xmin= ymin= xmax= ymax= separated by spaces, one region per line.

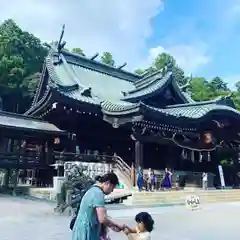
xmin=131 ymin=190 xmax=240 ymax=206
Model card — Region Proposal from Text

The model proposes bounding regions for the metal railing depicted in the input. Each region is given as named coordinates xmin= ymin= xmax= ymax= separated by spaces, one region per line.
xmin=113 ymin=155 xmax=131 ymax=182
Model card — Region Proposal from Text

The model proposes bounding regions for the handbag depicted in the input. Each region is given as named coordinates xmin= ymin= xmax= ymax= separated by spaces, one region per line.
xmin=70 ymin=216 xmax=76 ymax=230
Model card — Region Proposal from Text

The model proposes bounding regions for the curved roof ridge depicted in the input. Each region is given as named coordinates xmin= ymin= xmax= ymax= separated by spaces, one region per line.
xmin=46 ymin=52 xmax=78 ymax=88
xmin=61 ymin=50 xmax=140 ymax=82
xmin=121 ymin=71 xmax=173 ymax=101
xmin=143 ymin=102 xmax=240 ymax=119
xmin=126 ymin=70 xmax=163 ymax=94
xmin=134 ymin=67 xmax=165 ymax=87
xmin=165 ymin=95 xmax=234 ymax=109
xmin=172 ymin=80 xmax=195 ymax=103
xmin=101 ymin=100 xmax=140 ymax=115
xmin=58 ymin=53 xmax=85 ymax=90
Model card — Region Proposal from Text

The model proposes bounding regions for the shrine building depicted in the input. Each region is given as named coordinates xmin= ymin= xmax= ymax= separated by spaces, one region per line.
xmin=24 ymin=30 xmax=240 ymax=186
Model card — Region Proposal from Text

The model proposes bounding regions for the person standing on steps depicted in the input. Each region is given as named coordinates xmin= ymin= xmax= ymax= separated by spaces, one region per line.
xmin=137 ymin=166 xmax=143 ymax=191
xmin=161 ymin=168 xmax=172 ymax=190
xmin=202 ymin=172 xmax=208 ymax=190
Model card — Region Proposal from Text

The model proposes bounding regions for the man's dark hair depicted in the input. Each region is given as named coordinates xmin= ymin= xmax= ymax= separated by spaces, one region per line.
xmin=135 ymin=212 xmax=154 ymax=232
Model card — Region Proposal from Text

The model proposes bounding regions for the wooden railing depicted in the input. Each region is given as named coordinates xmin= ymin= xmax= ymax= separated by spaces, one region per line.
xmin=0 ymin=150 xmax=133 ymax=186
xmin=0 ymin=151 xmax=42 ymax=167
xmin=53 ymin=151 xmax=115 ymax=163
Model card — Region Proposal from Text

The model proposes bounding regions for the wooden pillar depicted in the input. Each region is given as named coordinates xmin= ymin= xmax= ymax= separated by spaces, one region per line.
xmin=46 ymin=138 xmax=54 ymax=165
xmin=135 ymin=141 xmax=143 ymax=169
xmin=68 ymin=133 xmax=77 ymax=153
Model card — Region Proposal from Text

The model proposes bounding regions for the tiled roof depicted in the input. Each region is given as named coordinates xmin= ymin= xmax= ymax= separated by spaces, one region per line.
xmin=101 ymin=100 xmax=140 ymax=115
xmin=101 ymin=99 xmax=240 ymax=119
xmin=45 ymin=49 xmax=193 ymax=105
xmin=0 ymin=111 xmax=64 ymax=134
xmin=148 ymin=103 xmax=240 ymax=119
xmin=28 ymin=47 xmax=240 ymax=123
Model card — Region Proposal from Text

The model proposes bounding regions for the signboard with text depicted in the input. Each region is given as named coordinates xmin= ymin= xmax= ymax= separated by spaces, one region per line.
xmin=185 ymin=195 xmax=200 ymax=210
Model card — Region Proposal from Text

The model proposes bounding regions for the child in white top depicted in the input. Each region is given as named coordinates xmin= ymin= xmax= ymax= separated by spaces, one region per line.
xmin=124 ymin=212 xmax=154 ymax=240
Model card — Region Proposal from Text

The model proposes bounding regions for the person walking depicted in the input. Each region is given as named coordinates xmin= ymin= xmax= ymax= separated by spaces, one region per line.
xmin=72 ymin=172 xmax=124 ymax=240
xmin=202 ymin=172 xmax=208 ymax=190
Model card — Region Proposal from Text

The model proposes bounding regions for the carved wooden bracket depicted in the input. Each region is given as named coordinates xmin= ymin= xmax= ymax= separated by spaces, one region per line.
xmin=103 ymin=115 xmax=143 ymax=128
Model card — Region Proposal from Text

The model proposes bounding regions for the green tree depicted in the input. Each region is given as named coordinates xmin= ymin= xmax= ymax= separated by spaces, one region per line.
xmin=135 ymin=69 xmax=145 ymax=75
xmin=235 ymin=81 xmax=240 ymax=92
xmin=101 ymin=52 xmax=115 ymax=66
xmin=21 ymin=72 xmax=41 ymax=98
xmin=0 ymin=19 xmax=47 ymax=112
xmin=152 ymin=53 xmax=176 ymax=70
xmin=151 ymin=53 xmax=187 ymax=86
xmin=189 ymin=77 xmax=212 ymax=101
xmin=232 ymin=92 xmax=240 ymax=110
xmin=209 ymin=77 xmax=229 ymax=92
xmin=71 ymin=48 xmax=85 ymax=56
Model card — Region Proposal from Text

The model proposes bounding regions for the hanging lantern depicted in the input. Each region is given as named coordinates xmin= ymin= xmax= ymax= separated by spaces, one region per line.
xmin=54 ymin=137 xmax=60 ymax=144
xmin=203 ymin=132 xmax=212 ymax=144
xmin=52 ymin=102 xmax=57 ymax=109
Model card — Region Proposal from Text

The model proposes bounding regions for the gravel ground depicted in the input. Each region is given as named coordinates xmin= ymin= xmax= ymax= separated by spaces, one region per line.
xmin=0 ymin=196 xmax=239 ymax=240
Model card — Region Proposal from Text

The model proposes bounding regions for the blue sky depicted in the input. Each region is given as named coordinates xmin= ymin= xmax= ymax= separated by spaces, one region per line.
xmin=1 ymin=0 xmax=240 ymax=89
xmin=147 ymin=0 xmax=240 ymax=89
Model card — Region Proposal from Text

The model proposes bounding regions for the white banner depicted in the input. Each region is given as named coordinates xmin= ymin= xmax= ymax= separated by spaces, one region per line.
xmin=218 ymin=165 xmax=225 ymax=188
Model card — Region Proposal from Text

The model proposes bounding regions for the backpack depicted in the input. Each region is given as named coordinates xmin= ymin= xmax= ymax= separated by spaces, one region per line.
xmin=69 ymin=185 xmax=103 ymax=230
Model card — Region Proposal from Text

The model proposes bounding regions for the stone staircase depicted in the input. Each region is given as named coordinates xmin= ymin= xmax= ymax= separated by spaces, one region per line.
xmin=131 ymin=189 xmax=240 ymax=206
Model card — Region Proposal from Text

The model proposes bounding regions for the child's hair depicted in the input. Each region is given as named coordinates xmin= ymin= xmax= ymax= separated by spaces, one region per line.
xmin=135 ymin=212 xmax=154 ymax=232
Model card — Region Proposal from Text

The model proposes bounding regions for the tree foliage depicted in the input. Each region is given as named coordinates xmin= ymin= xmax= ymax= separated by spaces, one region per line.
xmin=0 ymin=19 xmax=47 ymax=112
xmin=101 ymin=52 xmax=115 ymax=66
xmin=236 ymin=81 xmax=240 ymax=92
xmin=71 ymin=48 xmax=85 ymax=56
xmin=0 ymin=18 xmax=239 ymax=113
xmin=134 ymin=51 xmax=240 ymax=110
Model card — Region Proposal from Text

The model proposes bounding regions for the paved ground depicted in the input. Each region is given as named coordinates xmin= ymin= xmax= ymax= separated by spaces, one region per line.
xmin=0 ymin=196 xmax=240 ymax=240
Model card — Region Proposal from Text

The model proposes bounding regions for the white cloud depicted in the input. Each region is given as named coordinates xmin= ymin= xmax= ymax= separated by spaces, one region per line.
xmin=0 ymin=0 xmax=163 ymax=70
xmin=147 ymin=43 xmax=210 ymax=74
